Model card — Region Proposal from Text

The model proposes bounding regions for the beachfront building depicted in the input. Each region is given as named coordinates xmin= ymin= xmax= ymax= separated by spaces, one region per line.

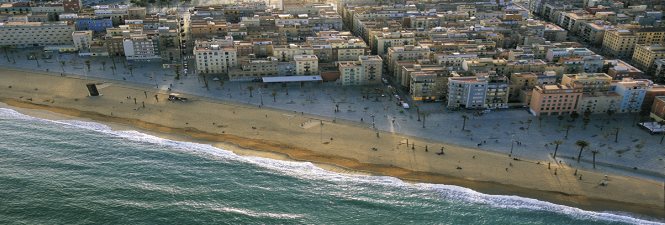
xmin=651 ymin=96 xmax=665 ymax=121
xmin=228 ymin=57 xmax=280 ymax=81
xmin=0 ymin=21 xmax=74 ymax=47
xmin=386 ymin=45 xmax=430 ymax=83
xmin=561 ymin=73 xmax=612 ymax=93
xmin=577 ymin=92 xmax=621 ymax=114
xmin=632 ymin=44 xmax=665 ymax=75
xmin=447 ymin=76 xmax=487 ymax=109
xmin=294 ymin=55 xmax=318 ymax=76
xmin=273 ymin=44 xmax=315 ymax=62
xmin=529 ymin=84 xmax=583 ymax=116
xmin=72 ymin=30 xmax=92 ymax=51
xmin=122 ymin=34 xmax=160 ymax=61
xmin=194 ymin=43 xmax=237 ymax=75
xmin=614 ymin=78 xmax=652 ymax=113
xmin=336 ymin=55 xmax=382 ymax=86
xmin=485 ymin=75 xmax=510 ymax=109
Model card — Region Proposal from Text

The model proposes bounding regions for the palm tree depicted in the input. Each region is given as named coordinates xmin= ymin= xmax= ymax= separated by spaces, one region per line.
xmin=271 ymin=91 xmax=277 ymax=102
xmin=551 ymin=140 xmax=563 ymax=159
xmin=59 ymin=61 xmax=66 ymax=73
xmin=659 ymin=120 xmax=665 ymax=144
xmin=174 ymin=64 xmax=181 ymax=80
xmin=570 ymin=111 xmax=579 ymax=121
xmin=421 ymin=112 xmax=429 ymax=128
xmin=461 ymin=114 xmax=468 ymax=131
xmin=101 ymin=61 xmax=107 ymax=71
xmin=416 ymin=105 xmax=421 ymax=121
xmin=591 ymin=149 xmax=599 ymax=168
xmin=575 ymin=140 xmax=589 ymax=163
xmin=557 ymin=115 xmax=564 ymax=126
xmin=247 ymin=86 xmax=254 ymax=97
xmin=563 ymin=124 xmax=574 ymax=139
xmin=128 ymin=65 xmax=134 ymax=76
xmin=1 ymin=45 xmax=10 ymax=62
xmin=84 ymin=60 xmax=91 ymax=72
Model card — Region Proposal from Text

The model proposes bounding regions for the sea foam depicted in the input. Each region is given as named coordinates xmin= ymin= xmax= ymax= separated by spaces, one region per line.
xmin=1 ymin=107 xmax=662 ymax=224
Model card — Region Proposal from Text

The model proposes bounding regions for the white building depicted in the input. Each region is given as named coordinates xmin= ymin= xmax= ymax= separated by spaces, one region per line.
xmin=447 ymin=76 xmax=488 ymax=109
xmin=0 ymin=21 xmax=74 ymax=47
xmin=72 ymin=30 xmax=92 ymax=50
xmin=194 ymin=44 xmax=237 ymax=74
xmin=294 ymin=54 xmax=318 ymax=75
xmin=337 ymin=55 xmax=383 ymax=86
xmin=122 ymin=34 xmax=160 ymax=61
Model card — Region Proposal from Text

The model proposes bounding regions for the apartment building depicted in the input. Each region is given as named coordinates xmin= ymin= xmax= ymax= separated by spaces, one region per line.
xmin=194 ymin=43 xmax=237 ymax=74
xmin=0 ymin=21 xmax=74 ymax=47
xmin=72 ymin=30 xmax=92 ymax=50
xmin=228 ymin=57 xmax=280 ymax=81
xmin=529 ymin=84 xmax=583 ymax=116
xmin=371 ymin=31 xmax=416 ymax=55
xmin=294 ymin=55 xmax=318 ymax=75
xmin=605 ymin=60 xmax=643 ymax=80
xmin=602 ymin=29 xmax=637 ymax=59
xmin=577 ymin=92 xmax=621 ymax=114
xmin=654 ymin=59 xmax=665 ymax=83
xmin=561 ymin=73 xmax=612 ymax=93
xmin=614 ymin=78 xmax=652 ymax=113
xmin=386 ymin=45 xmax=430 ymax=84
xmin=651 ymin=96 xmax=665 ymax=121
xmin=122 ymin=33 xmax=160 ymax=61
xmin=447 ymin=76 xmax=487 ymax=109
xmin=632 ymin=44 xmax=665 ymax=75
xmin=273 ymin=44 xmax=316 ymax=62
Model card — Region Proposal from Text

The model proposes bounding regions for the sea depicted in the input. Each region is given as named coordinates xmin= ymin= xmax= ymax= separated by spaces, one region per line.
xmin=0 ymin=107 xmax=662 ymax=225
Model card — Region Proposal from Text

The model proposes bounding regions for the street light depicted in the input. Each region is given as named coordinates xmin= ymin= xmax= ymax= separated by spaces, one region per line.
xmin=510 ymin=134 xmax=515 ymax=157
xmin=371 ymin=114 xmax=375 ymax=129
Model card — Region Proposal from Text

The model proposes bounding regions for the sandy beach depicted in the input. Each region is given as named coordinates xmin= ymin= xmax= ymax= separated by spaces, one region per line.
xmin=0 ymin=68 xmax=663 ymax=219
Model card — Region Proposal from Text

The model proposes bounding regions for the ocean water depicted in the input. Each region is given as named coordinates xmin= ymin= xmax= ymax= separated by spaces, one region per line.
xmin=0 ymin=108 xmax=662 ymax=225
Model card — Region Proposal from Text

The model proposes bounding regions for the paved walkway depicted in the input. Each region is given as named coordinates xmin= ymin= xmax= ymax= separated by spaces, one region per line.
xmin=1 ymin=50 xmax=663 ymax=180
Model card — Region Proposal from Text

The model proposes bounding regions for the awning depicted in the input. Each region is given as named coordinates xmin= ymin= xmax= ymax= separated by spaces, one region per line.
xmin=262 ymin=75 xmax=322 ymax=83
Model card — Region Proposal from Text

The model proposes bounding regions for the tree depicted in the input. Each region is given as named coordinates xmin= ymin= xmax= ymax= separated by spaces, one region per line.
xmin=606 ymin=109 xmax=615 ymax=123
xmin=28 ymin=52 xmax=40 ymax=67
xmin=461 ymin=114 xmax=468 ymax=131
xmin=551 ymin=140 xmax=563 ymax=159
xmin=591 ymin=149 xmax=599 ymax=169
xmin=557 ymin=115 xmax=565 ymax=126
xmin=174 ymin=64 xmax=181 ymax=80
xmin=59 ymin=61 xmax=66 ymax=73
xmin=128 ymin=64 xmax=134 ymax=76
xmin=271 ymin=91 xmax=277 ymax=102
xmin=101 ymin=61 xmax=107 ymax=71
xmin=84 ymin=60 xmax=91 ymax=72
xmin=421 ymin=112 xmax=429 ymax=128
xmin=416 ymin=105 xmax=421 ymax=121
xmin=570 ymin=111 xmax=579 ymax=121
xmin=247 ymin=86 xmax=254 ymax=97
xmin=563 ymin=124 xmax=574 ymax=139
xmin=659 ymin=120 xmax=665 ymax=144
xmin=1 ymin=45 xmax=10 ymax=62
xmin=575 ymin=140 xmax=589 ymax=163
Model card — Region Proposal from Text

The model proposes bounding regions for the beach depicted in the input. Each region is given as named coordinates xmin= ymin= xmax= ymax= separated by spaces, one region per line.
xmin=0 ymin=68 xmax=663 ymax=218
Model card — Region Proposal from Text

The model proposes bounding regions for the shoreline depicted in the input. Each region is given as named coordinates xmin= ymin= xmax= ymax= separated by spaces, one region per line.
xmin=0 ymin=70 xmax=664 ymax=219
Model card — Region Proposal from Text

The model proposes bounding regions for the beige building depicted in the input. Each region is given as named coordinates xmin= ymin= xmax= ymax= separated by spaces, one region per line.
xmin=194 ymin=44 xmax=237 ymax=74
xmin=0 ymin=21 xmax=74 ymax=47
xmin=632 ymin=44 xmax=665 ymax=74
xmin=602 ymin=29 xmax=637 ymax=59
xmin=72 ymin=30 xmax=92 ymax=51
xmin=273 ymin=44 xmax=315 ymax=62
xmin=294 ymin=55 xmax=318 ymax=75
xmin=561 ymin=73 xmax=613 ymax=93
xmin=577 ymin=92 xmax=621 ymax=114
xmin=529 ymin=84 xmax=583 ymax=116
xmin=336 ymin=55 xmax=382 ymax=85
xmin=386 ymin=45 xmax=430 ymax=84
xmin=372 ymin=31 xmax=416 ymax=55
xmin=229 ymin=57 xmax=279 ymax=81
